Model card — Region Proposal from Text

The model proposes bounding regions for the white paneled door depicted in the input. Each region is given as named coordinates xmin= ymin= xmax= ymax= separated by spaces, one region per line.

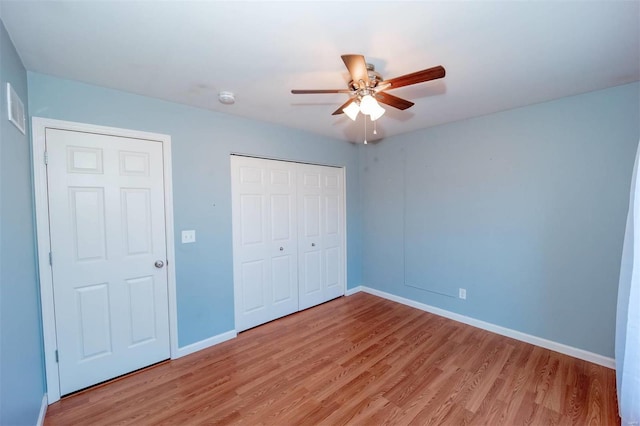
xmin=231 ymin=156 xmax=345 ymax=332
xmin=46 ymin=129 xmax=170 ymax=395
xmin=298 ymin=165 xmax=345 ymax=310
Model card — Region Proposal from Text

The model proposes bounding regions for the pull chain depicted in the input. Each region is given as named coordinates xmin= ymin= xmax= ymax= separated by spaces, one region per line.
xmin=373 ymin=119 xmax=377 ymax=135
xmin=364 ymin=115 xmax=368 ymax=145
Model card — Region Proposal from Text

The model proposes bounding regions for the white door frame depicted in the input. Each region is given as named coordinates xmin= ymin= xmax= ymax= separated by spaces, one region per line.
xmin=32 ymin=117 xmax=179 ymax=403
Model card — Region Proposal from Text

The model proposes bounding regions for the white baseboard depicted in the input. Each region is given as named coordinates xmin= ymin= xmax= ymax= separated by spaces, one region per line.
xmin=345 ymin=285 xmax=363 ymax=296
xmin=174 ymin=330 xmax=237 ymax=359
xmin=348 ymin=286 xmax=615 ymax=369
xmin=36 ymin=394 xmax=47 ymax=426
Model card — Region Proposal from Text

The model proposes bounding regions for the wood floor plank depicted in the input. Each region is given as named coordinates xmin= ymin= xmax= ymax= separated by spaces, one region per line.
xmin=44 ymin=292 xmax=620 ymax=425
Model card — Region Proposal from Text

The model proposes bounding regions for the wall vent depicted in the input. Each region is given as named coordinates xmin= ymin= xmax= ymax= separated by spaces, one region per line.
xmin=7 ymin=82 xmax=25 ymax=135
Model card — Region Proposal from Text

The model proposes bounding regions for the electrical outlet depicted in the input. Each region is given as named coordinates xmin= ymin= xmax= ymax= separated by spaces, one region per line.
xmin=459 ymin=288 xmax=467 ymax=300
xmin=181 ymin=230 xmax=196 ymax=244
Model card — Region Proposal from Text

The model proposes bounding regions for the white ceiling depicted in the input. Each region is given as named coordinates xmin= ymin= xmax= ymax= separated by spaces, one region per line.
xmin=1 ymin=1 xmax=638 ymax=143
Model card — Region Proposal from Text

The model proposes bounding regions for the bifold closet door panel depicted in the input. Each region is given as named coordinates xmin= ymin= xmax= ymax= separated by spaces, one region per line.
xmin=231 ymin=156 xmax=298 ymax=332
xmin=298 ymin=164 xmax=345 ymax=310
xmin=321 ymin=166 xmax=345 ymax=302
xmin=298 ymin=165 xmax=323 ymax=310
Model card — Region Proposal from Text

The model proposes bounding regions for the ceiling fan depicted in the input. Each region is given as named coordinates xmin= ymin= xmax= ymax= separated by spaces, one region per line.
xmin=291 ymin=54 xmax=446 ymax=123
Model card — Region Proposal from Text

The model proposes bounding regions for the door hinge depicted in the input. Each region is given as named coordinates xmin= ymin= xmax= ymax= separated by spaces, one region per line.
xmin=44 ymin=151 xmax=48 ymax=165
xmin=55 ymin=350 xmax=59 ymax=363
xmin=49 ymin=252 xmax=52 ymax=266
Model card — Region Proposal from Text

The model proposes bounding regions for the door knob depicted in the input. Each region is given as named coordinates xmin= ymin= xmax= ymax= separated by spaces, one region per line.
xmin=311 ymin=243 xmax=316 ymax=247
xmin=154 ymin=260 xmax=165 ymax=268
xmin=279 ymin=247 xmax=284 ymax=251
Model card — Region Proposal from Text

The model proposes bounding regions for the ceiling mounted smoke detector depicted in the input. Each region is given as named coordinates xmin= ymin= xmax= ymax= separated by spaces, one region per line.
xmin=218 ymin=91 xmax=235 ymax=105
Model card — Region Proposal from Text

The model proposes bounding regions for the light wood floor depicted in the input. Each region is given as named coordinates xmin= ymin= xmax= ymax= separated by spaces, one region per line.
xmin=45 ymin=292 xmax=619 ymax=425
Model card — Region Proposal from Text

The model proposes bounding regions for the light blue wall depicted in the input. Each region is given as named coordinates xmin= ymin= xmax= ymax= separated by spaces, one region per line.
xmin=27 ymin=72 xmax=363 ymax=347
xmin=8 ymin=48 xmax=637 ymax=422
xmin=0 ymin=20 xmax=46 ymax=426
xmin=360 ymin=82 xmax=640 ymax=357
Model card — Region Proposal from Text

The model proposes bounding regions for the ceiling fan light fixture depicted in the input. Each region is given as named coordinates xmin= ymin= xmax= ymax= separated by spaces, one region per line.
xmin=358 ymin=94 xmax=378 ymax=115
xmin=359 ymin=94 xmax=386 ymax=121
xmin=369 ymin=103 xmax=386 ymax=121
xmin=343 ymin=101 xmax=360 ymax=121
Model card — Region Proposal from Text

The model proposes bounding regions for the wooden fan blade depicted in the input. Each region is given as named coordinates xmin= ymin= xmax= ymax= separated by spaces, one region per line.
xmin=291 ymin=89 xmax=352 ymax=94
xmin=380 ymin=65 xmax=445 ymax=90
xmin=375 ymin=92 xmax=415 ymax=110
xmin=341 ymin=54 xmax=369 ymax=86
xmin=332 ymin=97 xmax=357 ymax=116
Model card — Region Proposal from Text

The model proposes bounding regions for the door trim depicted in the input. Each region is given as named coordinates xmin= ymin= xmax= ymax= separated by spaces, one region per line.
xmin=32 ymin=117 xmax=178 ymax=403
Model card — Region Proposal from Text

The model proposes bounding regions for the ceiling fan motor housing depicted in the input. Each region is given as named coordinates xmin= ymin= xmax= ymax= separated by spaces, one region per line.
xmin=349 ymin=63 xmax=383 ymax=91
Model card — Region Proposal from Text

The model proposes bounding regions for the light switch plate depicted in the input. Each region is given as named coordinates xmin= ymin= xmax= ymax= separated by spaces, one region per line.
xmin=181 ymin=230 xmax=196 ymax=244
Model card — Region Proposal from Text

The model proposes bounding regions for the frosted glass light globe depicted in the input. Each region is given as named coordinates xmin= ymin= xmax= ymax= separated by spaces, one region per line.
xmin=359 ymin=95 xmax=378 ymax=115
xmin=343 ymin=101 xmax=360 ymax=121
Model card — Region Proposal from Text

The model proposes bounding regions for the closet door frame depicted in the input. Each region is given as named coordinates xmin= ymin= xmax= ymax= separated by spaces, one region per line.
xmin=230 ymin=154 xmax=347 ymax=331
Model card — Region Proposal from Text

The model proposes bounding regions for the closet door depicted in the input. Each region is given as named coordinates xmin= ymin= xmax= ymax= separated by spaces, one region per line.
xmin=231 ymin=156 xmax=298 ymax=332
xmin=298 ymin=164 xmax=345 ymax=310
